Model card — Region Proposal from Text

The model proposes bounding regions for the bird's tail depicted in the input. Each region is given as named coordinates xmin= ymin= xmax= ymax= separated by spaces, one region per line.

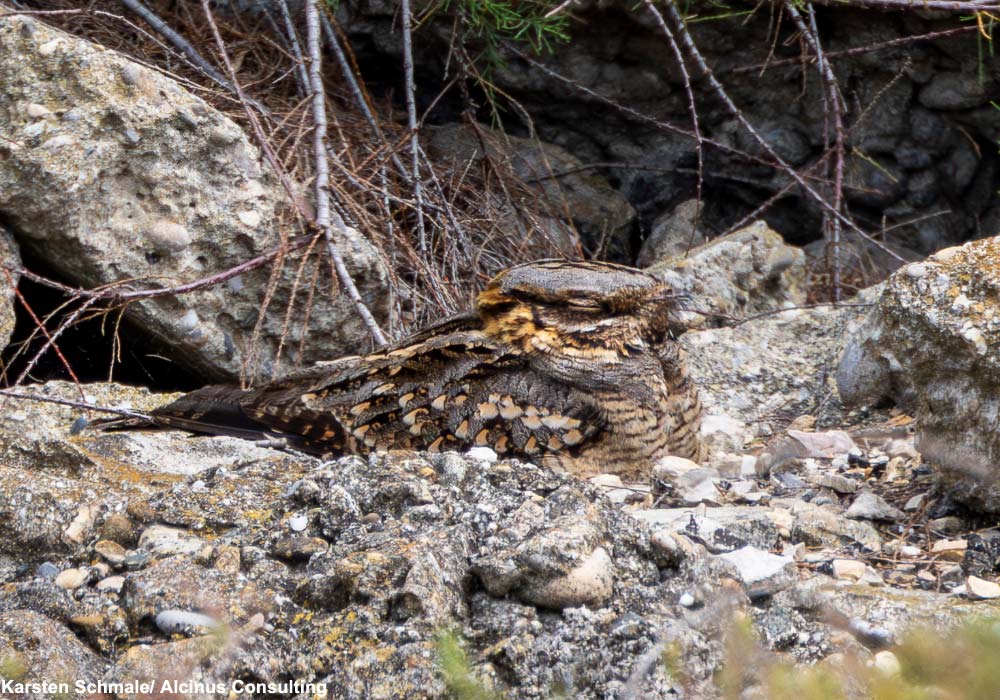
xmin=93 ymin=385 xmax=272 ymax=442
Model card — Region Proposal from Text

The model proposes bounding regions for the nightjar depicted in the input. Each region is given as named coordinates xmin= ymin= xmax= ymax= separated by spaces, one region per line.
xmin=102 ymin=260 xmax=705 ymax=477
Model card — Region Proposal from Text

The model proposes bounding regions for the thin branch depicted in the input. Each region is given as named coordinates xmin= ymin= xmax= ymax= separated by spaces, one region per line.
xmin=0 ymin=388 xmax=152 ymax=421
xmin=399 ymin=0 xmax=428 ymax=253
xmin=305 ymin=0 xmax=388 ymax=346
xmin=658 ymin=1 xmax=905 ymax=263
xmin=786 ymin=2 xmax=845 ymax=301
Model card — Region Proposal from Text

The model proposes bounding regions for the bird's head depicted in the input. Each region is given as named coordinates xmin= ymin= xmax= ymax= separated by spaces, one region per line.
xmin=476 ymin=260 xmax=680 ymax=361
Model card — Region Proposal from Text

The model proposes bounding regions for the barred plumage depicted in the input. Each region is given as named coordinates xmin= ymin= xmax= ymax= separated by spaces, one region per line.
xmin=101 ymin=260 xmax=705 ymax=477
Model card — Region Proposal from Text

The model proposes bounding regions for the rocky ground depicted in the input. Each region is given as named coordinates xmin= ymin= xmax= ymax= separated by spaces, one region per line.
xmin=4 ymin=233 xmax=1000 ymax=698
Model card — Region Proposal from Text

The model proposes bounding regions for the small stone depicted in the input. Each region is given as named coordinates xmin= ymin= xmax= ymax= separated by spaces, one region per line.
xmin=816 ymin=473 xmax=859 ymax=494
xmin=138 ymin=525 xmax=205 ymax=555
xmin=966 ymin=575 xmax=1000 ymax=600
xmin=931 ymin=539 xmax=967 ymax=561
xmin=519 ymin=546 xmax=615 ymax=609
xmin=55 ymin=568 xmax=88 ymax=590
xmin=96 ymin=576 xmax=125 ymax=593
xmin=95 ymin=540 xmax=127 ymax=565
xmin=145 ymin=220 xmax=192 ymax=251
xmin=678 ymin=592 xmax=695 ymax=607
xmin=38 ymin=39 xmax=61 ymax=56
xmin=237 ymin=210 xmax=261 ymax=227
xmin=155 ymin=610 xmax=220 ymax=636
xmin=26 ymin=103 xmax=51 ymax=119
xmin=872 ymin=651 xmax=901 ymax=676
xmin=41 ymin=134 xmax=73 ymax=149
xmin=717 ymin=546 xmax=796 ymax=599
xmin=466 ymin=446 xmax=498 ymax=462
xmin=654 ymin=455 xmax=703 ymax=480
xmin=271 ymin=535 xmax=328 ymax=561
xmin=100 ymin=512 xmax=136 ymax=545
xmin=928 ymin=516 xmax=965 ymax=535
xmin=63 ymin=505 xmax=95 ymax=545
xmin=845 ymin=491 xmax=904 ymax=522
xmin=832 ymin=559 xmax=867 ymax=581
xmin=35 ymin=562 xmax=59 ymax=580
xmin=288 ymin=514 xmax=309 ymax=532
xmin=904 ymin=494 xmax=926 ymax=512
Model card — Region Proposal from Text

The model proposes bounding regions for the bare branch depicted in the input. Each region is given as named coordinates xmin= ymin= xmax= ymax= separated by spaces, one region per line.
xmin=305 ymin=0 xmax=389 ymax=346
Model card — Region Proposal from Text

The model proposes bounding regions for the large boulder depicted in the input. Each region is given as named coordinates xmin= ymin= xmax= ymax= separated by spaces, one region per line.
xmin=0 ymin=13 xmax=388 ymax=381
xmin=837 ymin=238 xmax=1000 ymax=512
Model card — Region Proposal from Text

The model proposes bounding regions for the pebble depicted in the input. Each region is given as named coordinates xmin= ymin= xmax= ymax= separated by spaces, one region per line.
xmin=41 ymin=134 xmax=73 ymax=149
xmin=872 ymin=650 xmax=901 ymax=676
xmin=54 ymin=568 xmax=88 ymax=590
xmin=271 ymin=535 xmax=329 ymax=561
xmin=96 ymin=575 xmax=125 ymax=593
xmin=288 ymin=514 xmax=309 ymax=532
xmin=816 ymin=473 xmax=859 ymax=494
xmin=845 ymin=491 xmax=904 ymax=522
xmin=519 ymin=546 xmax=615 ymax=609
xmin=36 ymin=562 xmax=59 ymax=580
xmin=966 ymin=575 xmax=1000 ymax=600
xmin=138 ymin=524 xmax=205 ymax=555
xmin=237 ymin=210 xmax=261 ymax=227
xmin=155 ymin=610 xmax=221 ymax=636
xmin=678 ymin=592 xmax=695 ymax=607
xmin=101 ymin=512 xmax=136 ymax=544
xmin=832 ymin=559 xmax=867 ymax=581
xmin=717 ymin=546 xmax=796 ymax=599
xmin=904 ymin=494 xmax=926 ymax=512
xmin=146 ymin=220 xmax=192 ymax=251
xmin=466 ymin=446 xmax=498 ymax=462
xmin=931 ymin=539 xmax=967 ymax=561
xmin=63 ymin=505 xmax=95 ymax=545
xmin=26 ymin=103 xmax=51 ymax=118
xmin=95 ymin=540 xmax=127 ymax=565
xmin=37 ymin=39 xmax=61 ymax=56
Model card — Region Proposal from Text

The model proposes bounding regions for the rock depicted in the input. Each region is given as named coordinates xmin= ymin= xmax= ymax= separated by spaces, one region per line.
xmin=0 ymin=227 xmax=18 ymax=353
xmin=759 ymin=430 xmax=858 ymax=476
xmin=637 ymin=199 xmax=706 ymax=266
xmin=518 ymin=546 xmax=615 ymax=609
xmin=154 ymin=609 xmax=221 ymax=636
xmin=648 ymin=221 xmax=806 ymax=324
xmin=0 ymin=611 xmax=103 ymax=691
xmin=845 ymin=491 xmax=905 ymax=522
xmin=716 ymin=546 xmax=797 ymax=599
xmin=931 ymin=539 xmax=967 ymax=561
xmin=919 ymin=72 xmax=996 ymax=110
xmin=54 ymin=567 xmax=88 ymax=590
xmin=426 ymin=123 xmax=633 ymax=254
xmin=0 ymin=13 xmax=389 ymax=380
xmin=832 ymin=558 xmax=867 ymax=581
xmin=837 ymin=238 xmax=1000 ymax=512
xmin=684 ymin=292 xmax=871 ymax=440
xmin=816 ymin=473 xmax=860 ymax=495
xmin=137 ymin=525 xmax=205 ymax=556
xmin=95 ymin=540 xmax=127 ymax=566
xmin=965 ymin=575 xmax=1000 ymax=600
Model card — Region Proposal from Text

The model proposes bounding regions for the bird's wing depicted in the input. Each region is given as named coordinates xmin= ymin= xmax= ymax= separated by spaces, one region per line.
xmin=238 ymin=328 xmax=605 ymax=459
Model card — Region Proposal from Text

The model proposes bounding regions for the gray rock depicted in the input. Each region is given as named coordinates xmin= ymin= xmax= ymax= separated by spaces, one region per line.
xmin=637 ymin=199 xmax=706 ymax=267
xmin=838 ymin=239 xmax=1000 ymax=512
xmin=919 ymin=72 xmax=996 ymax=110
xmin=0 ymin=13 xmax=389 ymax=380
xmin=684 ymin=296 xmax=870 ymax=440
xmin=154 ymin=609 xmax=221 ymax=636
xmin=717 ymin=546 xmax=797 ymax=599
xmin=648 ymin=220 xmax=806 ymax=325
xmin=0 ymin=610 xmax=104 ymax=694
xmin=845 ymin=491 xmax=905 ymax=522
xmin=0 ymin=227 xmax=17 ymax=354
